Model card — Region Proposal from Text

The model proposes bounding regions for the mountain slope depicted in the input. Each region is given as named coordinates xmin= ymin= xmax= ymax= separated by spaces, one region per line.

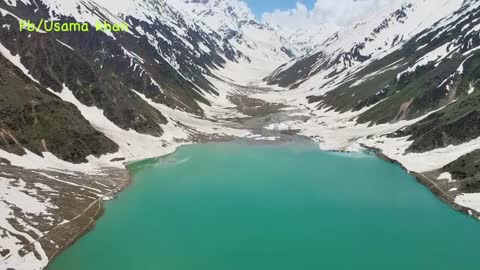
xmin=265 ymin=0 xmax=464 ymax=89
xmin=169 ymin=0 xmax=298 ymax=62
xmin=0 ymin=51 xmax=119 ymax=163
xmin=167 ymin=0 xmax=298 ymax=82
xmin=0 ymin=1 xmax=256 ymax=268
xmin=258 ymin=0 xmax=480 ymax=219
xmin=1 ymin=0 xmax=480 ymax=269
xmin=0 ymin=0 xmax=260 ymax=161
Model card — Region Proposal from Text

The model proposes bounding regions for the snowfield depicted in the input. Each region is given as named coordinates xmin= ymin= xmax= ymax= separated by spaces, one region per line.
xmin=1 ymin=0 xmax=480 ymax=269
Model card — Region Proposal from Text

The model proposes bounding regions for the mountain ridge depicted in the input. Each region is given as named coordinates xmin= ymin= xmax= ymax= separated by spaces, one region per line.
xmin=1 ymin=0 xmax=480 ymax=269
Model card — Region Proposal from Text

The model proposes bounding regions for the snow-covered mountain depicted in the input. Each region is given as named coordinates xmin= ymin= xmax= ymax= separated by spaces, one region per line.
xmin=0 ymin=1 xmax=256 ymax=267
xmin=261 ymin=0 xmax=480 ymax=219
xmin=267 ymin=22 xmax=340 ymax=55
xmin=165 ymin=0 xmax=300 ymax=83
xmin=266 ymin=0 xmax=465 ymax=89
xmin=1 ymin=0 xmax=480 ymax=269
xmin=282 ymin=27 xmax=338 ymax=54
xmin=169 ymin=0 xmax=298 ymax=62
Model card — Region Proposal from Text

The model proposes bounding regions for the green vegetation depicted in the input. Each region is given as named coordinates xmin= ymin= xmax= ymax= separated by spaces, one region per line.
xmin=0 ymin=55 xmax=118 ymax=163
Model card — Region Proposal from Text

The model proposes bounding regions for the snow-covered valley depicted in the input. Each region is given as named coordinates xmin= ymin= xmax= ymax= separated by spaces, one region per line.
xmin=1 ymin=0 xmax=480 ymax=269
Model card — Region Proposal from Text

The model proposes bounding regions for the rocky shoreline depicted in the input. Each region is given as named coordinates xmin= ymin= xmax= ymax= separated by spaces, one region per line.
xmin=361 ymin=144 xmax=480 ymax=220
xmin=0 ymin=164 xmax=130 ymax=269
xmin=45 ymin=169 xmax=133 ymax=269
xmin=24 ymin=137 xmax=478 ymax=269
xmin=2 ymin=91 xmax=478 ymax=269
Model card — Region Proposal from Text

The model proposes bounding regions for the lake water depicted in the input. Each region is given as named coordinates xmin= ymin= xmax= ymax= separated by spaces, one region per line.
xmin=50 ymin=141 xmax=480 ymax=270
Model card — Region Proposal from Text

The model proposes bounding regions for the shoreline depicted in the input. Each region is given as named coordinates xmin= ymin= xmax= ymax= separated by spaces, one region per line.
xmin=361 ymin=144 xmax=480 ymax=220
xmin=45 ymin=170 xmax=133 ymax=269
xmin=44 ymin=138 xmax=479 ymax=269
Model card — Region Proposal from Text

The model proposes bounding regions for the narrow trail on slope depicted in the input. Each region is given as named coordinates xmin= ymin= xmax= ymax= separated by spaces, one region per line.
xmin=0 ymin=187 xmax=121 ymax=264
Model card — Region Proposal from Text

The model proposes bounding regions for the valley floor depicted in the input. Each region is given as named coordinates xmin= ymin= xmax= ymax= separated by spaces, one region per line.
xmin=1 ymin=76 xmax=480 ymax=270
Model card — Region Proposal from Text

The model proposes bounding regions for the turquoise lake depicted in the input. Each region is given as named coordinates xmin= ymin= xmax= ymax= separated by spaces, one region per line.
xmin=50 ymin=141 xmax=480 ymax=270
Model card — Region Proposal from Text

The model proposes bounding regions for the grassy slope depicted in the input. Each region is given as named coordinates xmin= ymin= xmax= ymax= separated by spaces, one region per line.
xmin=0 ymin=55 xmax=119 ymax=163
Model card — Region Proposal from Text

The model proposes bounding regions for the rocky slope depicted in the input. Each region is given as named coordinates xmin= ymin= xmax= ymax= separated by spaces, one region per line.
xmin=262 ymin=0 xmax=480 ymax=219
xmin=1 ymin=0 xmax=480 ymax=269
xmin=0 ymin=0 xmax=254 ymax=268
xmin=169 ymin=0 xmax=298 ymax=62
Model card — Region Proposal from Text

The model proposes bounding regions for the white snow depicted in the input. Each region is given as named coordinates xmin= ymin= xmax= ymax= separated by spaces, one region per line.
xmin=33 ymin=172 xmax=102 ymax=195
xmin=1 ymin=1 xmax=480 ymax=269
xmin=51 ymin=86 xmax=187 ymax=165
xmin=397 ymin=42 xmax=458 ymax=80
xmin=56 ymin=39 xmax=74 ymax=51
xmin=133 ymin=91 xmax=249 ymax=138
xmin=168 ymin=0 xmax=297 ymax=83
xmin=455 ymin=194 xmax=480 ymax=214
xmin=468 ymin=82 xmax=476 ymax=94
xmin=0 ymin=42 xmax=39 ymax=83
xmin=438 ymin=172 xmax=454 ymax=182
xmin=364 ymin=135 xmax=480 ymax=173
xmin=0 ymin=6 xmax=24 ymax=21
xmin=0 ymin=177 xmax=55 ymax=216
xmin=0 ymin=177 xmax=54 ymax=270
xmin=198 ymin=42 xmax=211 ymax=54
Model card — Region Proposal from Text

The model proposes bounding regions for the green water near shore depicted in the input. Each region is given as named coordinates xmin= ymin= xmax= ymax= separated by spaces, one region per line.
xmin=50 ymin=141 xmax=480 ymax=270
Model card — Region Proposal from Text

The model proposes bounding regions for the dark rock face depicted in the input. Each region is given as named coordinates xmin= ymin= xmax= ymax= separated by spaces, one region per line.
xmin=443 ymin=150 xmax=480 ymax=193
xmin=267 ymin=1 xmax=480 ymax=156
xmin=0 ymin=54 xmax=118 ymax=163
xmin=0 ymin=0 xmax=247 ymax=163
xmin=388 ymin=51 xmax=480 ymax=153
xmin=0 ymin=0 xmax=479 ymax=169
xmin=404 ymin=110 xmax=480 ymax=153
xmin=264 ymin=3 xmax=416 ymax=90
xmin=354 ymin=3 xmax=480 ymax=125
xmin=0 ymin=4 xmax=170 ymax=137
xmin=265 ymin=51 xmax=328 ymax=88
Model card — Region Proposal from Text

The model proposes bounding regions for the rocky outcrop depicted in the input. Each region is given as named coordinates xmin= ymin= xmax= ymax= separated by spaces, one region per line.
xmin=0 ymin=54 xmax=118 ymax=163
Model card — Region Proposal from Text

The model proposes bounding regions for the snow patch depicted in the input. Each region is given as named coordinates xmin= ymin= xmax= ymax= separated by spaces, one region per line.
xmin=438 ymin=172 xmax=454 ymax=182
xmin=455 ymin=193 xmax=480 ymax=214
